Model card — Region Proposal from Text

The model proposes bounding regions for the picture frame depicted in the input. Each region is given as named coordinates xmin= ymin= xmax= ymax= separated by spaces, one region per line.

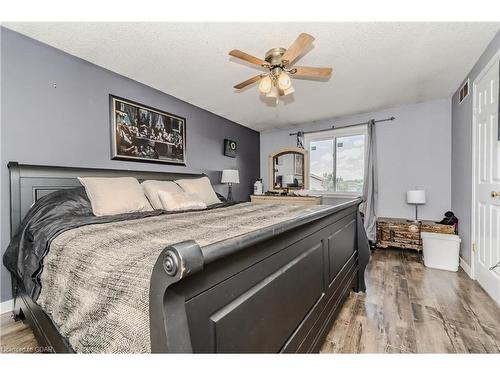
xmin=224 ymin=139 xmax=237 ymax=158
xmin=110 ymin=95 xmax=186 ymax=165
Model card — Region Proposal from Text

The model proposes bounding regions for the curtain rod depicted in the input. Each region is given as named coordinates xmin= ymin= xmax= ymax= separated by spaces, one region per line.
xmin=289 ymin=116 xmax=396 ymax=136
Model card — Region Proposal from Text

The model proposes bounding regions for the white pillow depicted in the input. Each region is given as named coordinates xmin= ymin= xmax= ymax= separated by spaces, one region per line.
xmin=175 ymin=176 xmax=221 ymax=206
xmin=141 ymin=180 xmax=184 ymax=210
xmin=158 ymin=190 xmax=207 ymax=212
xmin=78 ymin=177 xmax=153 ymax=216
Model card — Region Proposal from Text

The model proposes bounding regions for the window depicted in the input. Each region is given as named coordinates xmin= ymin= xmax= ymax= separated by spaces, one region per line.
xmin=305 ymin=125 xmax=366 ymax=195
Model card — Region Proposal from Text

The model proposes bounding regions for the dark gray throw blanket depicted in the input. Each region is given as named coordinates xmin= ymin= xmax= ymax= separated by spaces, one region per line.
xmin=36 ymin=203 xmax=328 ymax=353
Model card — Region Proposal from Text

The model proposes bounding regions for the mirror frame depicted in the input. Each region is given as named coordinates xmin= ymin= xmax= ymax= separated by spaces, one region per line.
xmin=268 ymin=147 xmax=309 ymax=191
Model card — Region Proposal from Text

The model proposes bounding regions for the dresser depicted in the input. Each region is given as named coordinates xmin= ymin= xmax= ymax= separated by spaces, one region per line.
xmin=250 ymin=194 xmax=321 ymax=205
xmin=376 ymin=217 xmax=456 ymax=252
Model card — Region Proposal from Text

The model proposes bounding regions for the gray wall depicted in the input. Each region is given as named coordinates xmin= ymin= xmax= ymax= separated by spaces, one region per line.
xmin=451 ymin=30 xmax=500 ymax=266
xmin=0 ymin=27 xmax=260 ymax=302
xmin=261 ymin=98 xmax=452 ymax=219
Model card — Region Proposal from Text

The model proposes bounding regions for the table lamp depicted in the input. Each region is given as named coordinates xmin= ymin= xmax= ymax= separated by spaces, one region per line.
xmin=407 ymin=190 xmax=426 ymax=222
xmin=221 ymin=169 xmax=239 ymax=202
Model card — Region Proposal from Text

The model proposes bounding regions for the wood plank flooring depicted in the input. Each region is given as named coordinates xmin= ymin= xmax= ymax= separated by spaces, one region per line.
xmin=0 ymin=312 xmax=38 ymax=353
xmin=1 ymin=249 xmax=499 ymax=353
xmin=321 ymin=249 xmax=500 ymax=353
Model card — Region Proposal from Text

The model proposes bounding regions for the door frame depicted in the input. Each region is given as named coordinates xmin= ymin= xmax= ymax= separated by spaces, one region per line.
xmin=471 ymin=49 xmax=500 ymax=281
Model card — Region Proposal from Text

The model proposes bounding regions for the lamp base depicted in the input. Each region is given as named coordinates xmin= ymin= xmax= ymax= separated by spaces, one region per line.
xmin=227 ymin=184 xmax=233 ymax=202
xmin=406 ymin=204 xmax=422 ymax=222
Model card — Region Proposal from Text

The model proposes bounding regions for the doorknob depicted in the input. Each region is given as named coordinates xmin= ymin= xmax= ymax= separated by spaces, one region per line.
xmin=491 ymin=191 xmax=500 ymax=198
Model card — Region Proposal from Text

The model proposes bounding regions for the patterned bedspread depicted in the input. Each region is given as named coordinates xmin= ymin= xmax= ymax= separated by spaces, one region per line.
xmin=37 ymin=202 xmax=328 ymax=353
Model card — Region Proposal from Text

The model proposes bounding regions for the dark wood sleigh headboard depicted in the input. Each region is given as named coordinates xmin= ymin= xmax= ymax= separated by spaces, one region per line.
xmin=8 ymin=162 xmax=205 ymax=238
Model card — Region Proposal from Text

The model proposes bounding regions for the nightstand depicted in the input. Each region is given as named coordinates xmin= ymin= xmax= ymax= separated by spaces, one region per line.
xmin=376 ymin=217 xmax=456 ymax=252
xmin=250 ymin=195 xmax=321 ymax=205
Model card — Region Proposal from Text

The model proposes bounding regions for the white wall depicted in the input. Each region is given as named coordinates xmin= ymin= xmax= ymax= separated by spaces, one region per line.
xmin=260 ymin=98 xmax=452 ymax=220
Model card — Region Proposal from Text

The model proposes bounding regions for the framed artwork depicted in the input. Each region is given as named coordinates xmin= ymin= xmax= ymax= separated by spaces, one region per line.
xmin=110 ymin=95 xmax=186 ymax=165
xmin=224 ymin=139 xmax=237 ymax=158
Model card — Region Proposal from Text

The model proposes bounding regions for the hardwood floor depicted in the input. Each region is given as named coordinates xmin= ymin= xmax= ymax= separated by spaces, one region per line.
xmin=0 ymin=311 xmax=38 ymax=353
xmin=1 ymin=249 xmax=499 ymax=353
xmin=321 ymin=249 xmax=500 ymax=353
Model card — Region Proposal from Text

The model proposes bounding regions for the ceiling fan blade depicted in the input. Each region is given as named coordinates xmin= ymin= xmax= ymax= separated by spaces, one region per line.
xmin=292 ymin=66 xmax=332 ymax=77
xmin=229 ymin=49 xmax=268 ymax=67
xmin=281 ymin=33 xmax=315 ymax=66
xmin=234 ymin=75 xmax=262 ymax=89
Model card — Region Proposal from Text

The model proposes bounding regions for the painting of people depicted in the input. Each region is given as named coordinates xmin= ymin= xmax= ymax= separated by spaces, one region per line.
xmin=111 ymin=96 xmax=186 ymax=165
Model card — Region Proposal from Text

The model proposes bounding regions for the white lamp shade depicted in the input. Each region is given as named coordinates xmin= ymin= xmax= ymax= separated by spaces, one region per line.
xmin=221 ymin=169 xmax=239 ymax=184
xmin=407 ymin=190 xmax=426 ymax=204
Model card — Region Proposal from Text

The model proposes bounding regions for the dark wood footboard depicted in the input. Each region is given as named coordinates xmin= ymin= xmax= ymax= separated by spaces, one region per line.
xmin=150 ymin=201 xmax=368 ymax=353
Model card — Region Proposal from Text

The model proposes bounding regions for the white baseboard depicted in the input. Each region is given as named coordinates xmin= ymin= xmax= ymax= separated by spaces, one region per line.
xmin=460 ymin=257 xmax=473 ymax=278
xmin=0 ymin=299 xmax=13 ymax=315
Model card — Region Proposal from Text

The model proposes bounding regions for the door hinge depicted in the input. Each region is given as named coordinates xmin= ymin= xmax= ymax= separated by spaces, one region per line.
xmin=472 ymin=243 xmax=477 ymax=253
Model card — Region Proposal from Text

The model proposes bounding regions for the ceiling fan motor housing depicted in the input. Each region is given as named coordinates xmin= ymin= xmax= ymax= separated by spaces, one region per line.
xmin=264 ymin=48 xmax=287 ymax=65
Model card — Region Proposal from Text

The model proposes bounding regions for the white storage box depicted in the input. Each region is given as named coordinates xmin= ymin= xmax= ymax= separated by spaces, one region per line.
xmin=421 ymin=231 xmax=461 ymax=272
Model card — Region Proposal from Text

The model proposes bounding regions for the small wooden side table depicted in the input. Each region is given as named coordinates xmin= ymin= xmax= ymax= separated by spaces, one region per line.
xmin=376 ymin=217 xmax=456 ymax=252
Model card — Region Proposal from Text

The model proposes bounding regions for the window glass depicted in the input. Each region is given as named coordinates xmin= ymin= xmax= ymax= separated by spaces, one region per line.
xmin=335 ymin=134 xmax=365 ymax=194
xmin=309 ymin=139 xmax=334 ymax=191
xmin=307 ymin=130 xmax=365 ymax=194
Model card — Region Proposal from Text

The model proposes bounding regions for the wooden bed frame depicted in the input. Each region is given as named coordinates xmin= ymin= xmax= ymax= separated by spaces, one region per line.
xmin=7 ymin=162 xmax=370 ymax=353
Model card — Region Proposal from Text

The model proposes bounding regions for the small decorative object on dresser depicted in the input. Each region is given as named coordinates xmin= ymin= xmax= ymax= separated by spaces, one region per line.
xmin=253 ymin=179 xmax=263 ymax=195
xmin=376 ymin=217 xmax=456 ymax=252
xmin=221 ymin=169 xmax=239 ymax=202
xmin=250 ymin=194 xmax=321 ymax=205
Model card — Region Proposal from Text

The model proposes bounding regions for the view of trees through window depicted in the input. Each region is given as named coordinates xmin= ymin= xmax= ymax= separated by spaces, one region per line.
xmin=308 ymin=133 xmax=365 ymax=194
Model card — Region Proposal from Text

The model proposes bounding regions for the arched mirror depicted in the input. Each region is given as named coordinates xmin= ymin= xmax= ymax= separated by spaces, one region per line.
xmin=268 ymin=147 xmax=309 ymax=191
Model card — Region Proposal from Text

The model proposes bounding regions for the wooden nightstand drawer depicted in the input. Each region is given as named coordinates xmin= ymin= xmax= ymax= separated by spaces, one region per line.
xmin=379 ymin=229 xmax=419 ymax=241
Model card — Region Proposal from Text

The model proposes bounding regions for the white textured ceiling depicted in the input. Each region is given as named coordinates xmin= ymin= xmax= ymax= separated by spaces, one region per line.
xmin=4 ymin=22 xmax=499 ymax=131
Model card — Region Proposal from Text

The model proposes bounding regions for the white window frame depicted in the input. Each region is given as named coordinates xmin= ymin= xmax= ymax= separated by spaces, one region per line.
xmin=304 ymin=124 xmax=367 ymax=197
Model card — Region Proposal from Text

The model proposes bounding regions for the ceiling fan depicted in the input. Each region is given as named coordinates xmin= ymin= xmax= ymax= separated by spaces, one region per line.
xmin=229 ymin=33 xmax=332 ymax=102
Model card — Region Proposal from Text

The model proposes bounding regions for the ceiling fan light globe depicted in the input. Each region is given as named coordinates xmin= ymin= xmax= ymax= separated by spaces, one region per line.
xmin=277 ymin=72 xmax=292 ymax=90
xmin=266 ymin=85 xmax=279 ymax=98
xmin=283 ymin=86 xmax=295 ymax=96
xmin=258 ymin=76 xmax=273 ymax=94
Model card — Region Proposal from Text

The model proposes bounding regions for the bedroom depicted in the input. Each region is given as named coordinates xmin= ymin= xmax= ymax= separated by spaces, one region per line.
xmin=1 ymin=0 xmax=500 ymax=372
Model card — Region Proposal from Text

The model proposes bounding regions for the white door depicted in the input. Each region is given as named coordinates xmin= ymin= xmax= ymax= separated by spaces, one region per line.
xmin=473 ymin=58 xmax=500 ymax=305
